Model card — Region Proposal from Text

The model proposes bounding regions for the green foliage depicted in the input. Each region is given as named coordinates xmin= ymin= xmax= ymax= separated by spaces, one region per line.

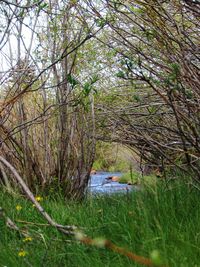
xmin=38 ymin=2 xmax=48 ymax=11
xmin=147 ymin=105 xmax=158 ymax=114
xmin=144 ymin=29 xmax=157 ymax=41
xmin=82 ymin=75 xmax=99 ymax=97
xmin=170 ymin=63 xmax=181 ymax=77
xmin=113 ymin=1 xmax=122 ymax=10
xmin=107 ymin=160 xmax=129 ymax=172
xmin=0 ymin=179 xmax=200 ymax=266
xmin=185 ymin=89 xmax=193 ymax=99
xmin=164 ymin=63 xmax=181 ymax=85
xmin=93 ymin=142 xmax=130 ymax=172
xmin=133 ymin=94 xmax=141 ymax=102
xmin=129 ymin=5 xmax=145 ymax=14
xmin=66 ymin=74 xmax=80 ymax=88
xmin=118 ymin=171 xmax=138 ymax=184
xmin=95 ymin=18 xmax=107 ymax=28
xmin=92 ymin=158 xmax=107 ymax=171
xmin=116 ymin=70 xmax=126 ymax=78
xmin=119 ymin=172 xmax=157 ymax=186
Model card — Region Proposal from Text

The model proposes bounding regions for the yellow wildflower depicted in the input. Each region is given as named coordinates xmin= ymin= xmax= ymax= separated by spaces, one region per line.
xmin=35 ymin=196 xmax=43 ymax=202
xmin=18 ymin=250 xmax=27 ymax=257
xmin=16 ymin=205 xmax=22 ymax=211
xmin=23 ymin=236 xmax=33 ymax=242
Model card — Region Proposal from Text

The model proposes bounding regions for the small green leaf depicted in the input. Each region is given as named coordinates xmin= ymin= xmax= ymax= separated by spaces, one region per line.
xmin=116 ymin=71 xmax=125 ymax=78
xmin=66 ymin=74 xmax=79 ymax=88
xmin=90 ymin=74 xmax=99 ymax=84
xmin=133 ymin=94 xmax=141 ymax=102
xmin=95 ymin=18 xmax=107 ymax=28
xmin=170 ymin=63 xmax=180 ymax=76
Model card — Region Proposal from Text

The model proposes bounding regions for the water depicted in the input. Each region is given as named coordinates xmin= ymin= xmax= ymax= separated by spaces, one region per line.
xmin=88 ymin=171 xmax=136 ymax=195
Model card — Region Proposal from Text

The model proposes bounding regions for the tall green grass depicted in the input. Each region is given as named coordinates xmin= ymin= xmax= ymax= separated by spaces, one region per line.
xmin=0 ymin=180 xmax=200 ymax=266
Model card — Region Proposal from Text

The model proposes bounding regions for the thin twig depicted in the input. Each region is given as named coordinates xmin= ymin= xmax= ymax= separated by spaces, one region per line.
xmin=0 ymin=156 xmax=76 ymax=235
xmin=0 ymin=206 xmax=28 ymax=236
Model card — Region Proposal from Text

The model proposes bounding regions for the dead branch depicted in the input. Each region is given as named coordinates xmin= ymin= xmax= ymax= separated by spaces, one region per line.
xmin=0 ymin=156 xmax=76 ymax=235
xmin=0 ymin=206 xmax=28 ymax=236
xmin=0 ymin=156 xmax=167 ymax=266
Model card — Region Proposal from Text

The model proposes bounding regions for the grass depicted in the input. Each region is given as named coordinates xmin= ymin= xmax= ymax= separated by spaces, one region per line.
xmin=0 ymin=179 xmax=200 ymax=267
xmin=118 ymin=171 xmax=157 ymax=186
xmin=92 ymin=158 xmax=130 ymax=172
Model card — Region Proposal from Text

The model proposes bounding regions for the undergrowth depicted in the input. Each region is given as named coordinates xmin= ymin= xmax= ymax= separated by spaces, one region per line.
xmin=0 ymin=179 xmax=200 ymax=267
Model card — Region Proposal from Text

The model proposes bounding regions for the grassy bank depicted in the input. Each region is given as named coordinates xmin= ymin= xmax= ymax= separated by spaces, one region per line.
xmin=0 ymin=180 xmax=200 ymax=267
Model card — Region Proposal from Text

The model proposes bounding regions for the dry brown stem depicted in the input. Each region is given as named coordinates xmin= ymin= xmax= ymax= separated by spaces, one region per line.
xmin=0 ymin=156 xmax=76 ymax=235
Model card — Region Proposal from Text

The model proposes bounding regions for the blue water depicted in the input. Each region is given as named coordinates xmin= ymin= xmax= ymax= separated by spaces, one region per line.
xmin=88 ymin=171 xmax=135 ymax=195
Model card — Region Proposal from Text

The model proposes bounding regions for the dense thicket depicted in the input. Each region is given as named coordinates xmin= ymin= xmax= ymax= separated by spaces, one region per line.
xmin=0 ymin=0 xmax=199 ymax=198
xmin=0 ymin=0 xmax=98 ymax=199
xmin=92 ymin=0 xmax=200 ymax=180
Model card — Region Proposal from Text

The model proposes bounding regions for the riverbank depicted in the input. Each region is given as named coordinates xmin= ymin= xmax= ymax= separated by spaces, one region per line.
xmin=0 ymin=179 xmax=199 ymax=266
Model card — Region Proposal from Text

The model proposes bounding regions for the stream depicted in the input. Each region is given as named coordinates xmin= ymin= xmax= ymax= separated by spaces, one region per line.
xmin=88 ymin=171 xmax=137 ymax=195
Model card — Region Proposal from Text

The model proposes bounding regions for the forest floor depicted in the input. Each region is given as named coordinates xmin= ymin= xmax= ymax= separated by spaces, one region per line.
xmin=0 ymin=177 xmax=200 ymax=267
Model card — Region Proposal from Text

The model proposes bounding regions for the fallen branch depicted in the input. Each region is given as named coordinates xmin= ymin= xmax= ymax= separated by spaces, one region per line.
xmin=16 ymin=219 xmax=79 ymax=230
xmin=0 ymin=206 xmax=28 ymax=236
xmin=75 ymin=233 xmax=168 ymax=267
xmin=0 ymin=156 xmax=167 ymax=266
xmin=0 ymin=156 xmax=76 ymax=235
xmin=16 ymin=219 xmax=51 ymax=227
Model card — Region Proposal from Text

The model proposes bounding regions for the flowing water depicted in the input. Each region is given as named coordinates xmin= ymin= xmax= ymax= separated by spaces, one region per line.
xmin=88 ymin=171 xmax=137 ymax=195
